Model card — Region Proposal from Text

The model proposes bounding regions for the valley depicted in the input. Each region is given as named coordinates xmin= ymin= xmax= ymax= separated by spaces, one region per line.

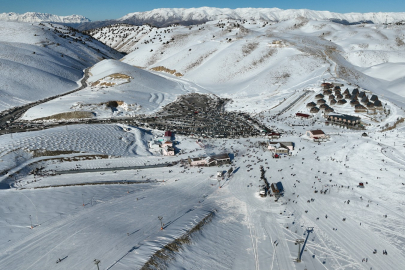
xmin=1 ymin=8 xmax=405 ymax=270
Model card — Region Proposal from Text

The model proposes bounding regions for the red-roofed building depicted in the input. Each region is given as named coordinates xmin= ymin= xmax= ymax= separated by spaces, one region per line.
xmin=296 ymin=113 xmax=310 ymax=118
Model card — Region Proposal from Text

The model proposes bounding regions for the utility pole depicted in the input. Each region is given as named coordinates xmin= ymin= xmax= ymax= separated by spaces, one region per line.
xmin=158 ymin=216 xmax=164 ymax=230
xmin=94 ymin=259 xmax=100 ymax=270
xmin=296 ymin=227 xmax=314 ymax=262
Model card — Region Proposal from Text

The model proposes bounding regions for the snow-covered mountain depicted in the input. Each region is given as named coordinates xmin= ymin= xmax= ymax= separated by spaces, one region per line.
xmin=86 ymin=17 xmax=405 ymax=112
xmin=0 ymin=12 xmax=90 ymax=23
xmin=119 ymin=7 xmax=405 ymax=27
xmin=0 ymin=21 xmax=122 ymax=112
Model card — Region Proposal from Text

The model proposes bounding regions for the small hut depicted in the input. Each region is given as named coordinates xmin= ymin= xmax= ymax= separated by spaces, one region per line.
xmin=315 ymin=94 xmax=324 ymax=100
xmin=325 ymin=107 xmax=334 ymax=113
xmin=344 ymin=93 xmax=352 ymax=99
xmin=343 ymin=88 xmax=350 ymax=95
xmin=334 ymin=86 xmax=341 ymax=91
xmin=330 ymin=99 xmax=337 ymax=105
xmin=355 ymin=104 xmax=367 ymax=112
xmin=320 ymin=104 xmax=328 ymax=109
xmin=329 ymin=94 xmax=335 ymax=100
xmin=366 ymin=102 xmax=375 ymax=109
xmin=370 ymin=95 xmax=379 ymax=102
xmin=337 ymin=99 xmax=347 ymax=105
xmin=306 ymin=102 xmax=316 ymax=108
xmin=310 ymin=107 xmax=320 ymax=113
xmin=358 ymin=92 xmax=366 ymax=99
xmin=352 ymin=88 xmax=360 ymax=96
xmin=350 ymin=100 xmax=360 ymax=106
xmin=374 ymin=100 xmax=383 ymax=109
xmin=361 ymin=96 xmax=369 ymax=104
xmin=336 ymin=94 xmax=343 ymax=100
xmin=323 ymin=89 xmax=332 ymax=95
xmin=317 ymin=99 xmax=326 ymax=104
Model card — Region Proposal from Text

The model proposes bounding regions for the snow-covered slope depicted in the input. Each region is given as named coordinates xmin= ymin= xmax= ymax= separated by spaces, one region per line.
xmin=0 ymin=21 xmax=123 ymax=112
xmin=21 ymin=59 xmax=209 ymax=120
xmin=119 ymin=7 xmax=405 ymax=26
xmin=87 ymin=18 xmax=405 ymax=111
xmin=0 ymin=12 xmax=90 ymax=23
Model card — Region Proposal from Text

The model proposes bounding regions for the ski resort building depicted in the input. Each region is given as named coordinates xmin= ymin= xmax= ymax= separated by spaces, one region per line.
xmin=268 ymin=142 xmax=294 ymax=155
xmin=188 ymin=153 xmax=231 ymax=166
xmin=327 ymin=114 xmax=361 ymax=126
xmin=306 ymin=129 xmax=327 ymax=140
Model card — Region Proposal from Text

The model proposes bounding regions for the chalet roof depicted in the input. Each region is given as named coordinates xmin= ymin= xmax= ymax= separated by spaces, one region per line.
xmin=370 ymin=95 xmax=378 ymax=101
xmin=366 ymin=102 xmax=374 ymax=108
xmin=296 ymin=113 xmax=310 ymax=117
xmin=352 ymin=88 xmax=359 ymax=95
xmin=374 ymin=100 xmax=383 ymax=107
xmin=336 ymin=94 xmax=343 ymax=99
xmin=310 ymin=107 xmax=320 ymax=113
xmin=330 ymin=99 xmax=337 ymax=104
xmin=329 ymin=114 xmax=360 ymax=122
xmin=315 ymin=94 xmax=324 ymax=98
xmin=358 ymin=92 xmax=366 ymax=98
xmin=337 ymin=99 xmax=347 ymax=104
xmin=355 ymin=104 xmax=366 ymax=109
xmin=306 ymin=102 xmax=316 ymax=107
xmin=343 ymin=89 xmax=350 ymax=94
xmin=317 ymin=99 xmax=326 ymax=104
xmin=329 ymin=94 xmax=335 ymax=99
xmin=361 ymin=96 xmax=369 ymax=102
xmin=310 ymin=129 xmax=325 ymax=135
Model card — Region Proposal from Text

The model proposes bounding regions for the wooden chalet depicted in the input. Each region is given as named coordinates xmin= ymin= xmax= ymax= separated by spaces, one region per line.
xmin=327 ymin=114 xmax=360 ymax=125
xmin=355 ymin=104 xmax=367 ymax=112
xmin=337 ymin=99 xmax=347 ymax=105
xmin=310 ymin=107 xmax=320 ymax=113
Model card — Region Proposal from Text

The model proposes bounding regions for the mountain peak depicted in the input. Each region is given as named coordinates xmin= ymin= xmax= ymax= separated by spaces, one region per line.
xmin=0 ymin=12 xmax=91 ymax=23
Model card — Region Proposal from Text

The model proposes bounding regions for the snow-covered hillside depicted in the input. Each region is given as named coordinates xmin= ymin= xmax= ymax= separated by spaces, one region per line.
xmin=87 ymin=18 xmax=405 ymax=111
xmin=21 ymin=59 xmax=207 ymax=120
xmin=0 ymin=21 xmax=123 ymax=112
xmin=119 ymin=7 xmax=405 ymax=27
xmin=0 ymin=12 xmax=90 ymax=23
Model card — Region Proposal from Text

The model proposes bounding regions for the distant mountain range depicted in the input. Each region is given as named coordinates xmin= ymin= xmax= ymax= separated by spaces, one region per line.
xmin=0 ymin=12 xmax=90 ymax=23
xmin=2 ymin=8 xmax=405 ymax=30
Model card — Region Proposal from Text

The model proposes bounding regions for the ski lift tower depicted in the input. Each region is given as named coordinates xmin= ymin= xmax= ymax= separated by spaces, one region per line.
xmin=296 ymin=227 xmax=314 ymax=262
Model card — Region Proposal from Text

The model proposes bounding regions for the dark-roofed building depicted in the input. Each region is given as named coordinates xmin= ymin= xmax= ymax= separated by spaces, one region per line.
xmin=343 ymin=88 xmax=350 ymax=95
xmin=325 ymin=107 xmax=334 ymax=113
xmin=344 ymin=93 xmax=352 ymax=99
xmin=355 ymin=104 xmax=367 ymax=112
xmin=370 ymin=95 xmax=378 ymax=102
xmin=352 ymin=88 xmax=359 ymax=96
xmin=361 ymin=96 xmax=369 ymax=104
xmin=329 ymin=94 xmax=335 ymax=100
xmin=323 ymin=89 xmax=332 ymax=95
xmin=366 ymin=102 xmax=375 ymax=108
xmin=319 ymin=104 xmax=328 ymax=109
xmin=310 ymin=107 xmax=320 ymax=113
xmin=350 ymin=100 xmax=360 ymax=106
xmin=317 ymin=99 xmax=326 ymax=104
xmin=330 ymin=99 xmax=337 ymax=105
xmin=327 ymin=114 xmax=361 ymax=125
xmin=374 ymin=100 xmax=383 ymax=109
xmin=334 ymin=86 xmax=341 ymax=91
xmin=337 ymin=99 xmax=347 ymax=105
xmin=336 ymin=94 xmax=343 ymax=100
xmin=296 ymin=113 xmax=310 ymax=118
xmin=358 ymin=92 xmax=366 ymax=98
xmin=315 ymin=93 xmax=324 ymax=99
xmin=306 ymin=102 xmax=316 ymax=108
xmin=321 ymin=82 xmax=333 ymax=89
